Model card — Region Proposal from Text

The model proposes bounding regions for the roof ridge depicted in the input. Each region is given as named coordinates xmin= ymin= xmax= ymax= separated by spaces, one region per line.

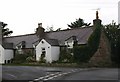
xmin=4 ymin=26 xmax=92 ymax=38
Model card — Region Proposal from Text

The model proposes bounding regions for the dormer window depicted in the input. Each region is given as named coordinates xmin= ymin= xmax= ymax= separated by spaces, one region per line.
xmin=22 ymin=41 xmax=26 ymax=48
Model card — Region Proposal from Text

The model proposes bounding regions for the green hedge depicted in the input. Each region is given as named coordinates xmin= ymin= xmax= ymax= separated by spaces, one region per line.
xmin=73 ymin=26 xmax=101 ymax=63
xmin=73 ymin=45 xmax=90 ymax=63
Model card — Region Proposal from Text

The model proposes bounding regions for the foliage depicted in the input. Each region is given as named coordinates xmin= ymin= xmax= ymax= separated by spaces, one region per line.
xmin=67 ymin=18 xmax=91 ymax=28
xmin=26 ymin=56 xmax=36 ymax=62
xmin=13 ymin=51 xmax=35 ymax=63
xmin=13 ymin=54 xmax=29 ymax=63
xmin=56 ymin=28 xmax=61 ymax=31
xmin=59 ymin=49 xmax=74 ymax=63
xmin=39 ymin=53 xmax=46 ymax=63
xmin=46 ymin=26 xmax=54 ymax=32
xmin=103 ymin=22 xmax=120 ymax=64
xmin=1 ymin=22 xmax=13 ymax=37
xmin=87 ymin=26 xmax=101 ymax=56
xmin=73 ymin=25 xmax=101 ymax=63
xmin=73 ymin=45 xmax=90 ymax=63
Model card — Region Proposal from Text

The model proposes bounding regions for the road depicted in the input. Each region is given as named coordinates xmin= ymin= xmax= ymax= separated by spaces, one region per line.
xmin=2 ymin=66 xmax=119 ymax=82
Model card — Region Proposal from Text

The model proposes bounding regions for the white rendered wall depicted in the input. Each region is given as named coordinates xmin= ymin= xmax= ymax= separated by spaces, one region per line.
xmin=4 ymin=49 xmax=14 ymax=63
xmin=0 ymin=45 xmax=4 ymax=64
xmin=51 ymin=46 xmax=60 ymax=61
xmin=36 ymin=39 xmax=52 ymax=63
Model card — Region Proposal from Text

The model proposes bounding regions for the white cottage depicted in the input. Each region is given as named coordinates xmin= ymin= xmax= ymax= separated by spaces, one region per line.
xmin=36 ymin=39 xmax=60 ymax=63
xmin=4 ymin=23 xmax=93 ymax=64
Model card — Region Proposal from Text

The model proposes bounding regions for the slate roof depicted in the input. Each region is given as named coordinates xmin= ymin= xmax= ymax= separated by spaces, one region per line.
xmin=4 ymin=34 xmax=39 ymax=49
xmin=3 ymin=43 xmax=13 ymax=49
xmin=46 ymin=27 xmax=93 ymax=45
xmin=45 ymin=39 xmax=59 ymax=46
xmin=33 ymin=39 xmax=59 ymax=46
xmin=4 ymin=27 xmax=93 ymax=49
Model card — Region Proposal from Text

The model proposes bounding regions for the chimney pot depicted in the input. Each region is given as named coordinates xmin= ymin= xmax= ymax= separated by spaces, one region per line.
xmin=38 ymin=23 xmax=42 ymax=27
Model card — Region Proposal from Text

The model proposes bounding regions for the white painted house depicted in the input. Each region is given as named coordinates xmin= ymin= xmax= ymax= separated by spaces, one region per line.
xmin=36 ymin=39 xmax=60 ymax=63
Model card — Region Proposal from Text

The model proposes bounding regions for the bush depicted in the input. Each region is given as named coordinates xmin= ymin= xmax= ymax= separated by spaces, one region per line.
xmin=39 ymin=53 xmax=46 ymax=63
xmin=13 ymin=52 xmax=34 ymax=64
xmin=26 ymin=56 xmax=36 ymax=62
xmin=59 ymin=49 xmax=74 ymax=63
xmin=73 ymin=45 xmax=90 ymax=63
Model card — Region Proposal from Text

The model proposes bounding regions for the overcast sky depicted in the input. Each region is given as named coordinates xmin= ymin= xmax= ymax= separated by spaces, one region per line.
xmin=0 ymin=0 xmax=119 ymax=36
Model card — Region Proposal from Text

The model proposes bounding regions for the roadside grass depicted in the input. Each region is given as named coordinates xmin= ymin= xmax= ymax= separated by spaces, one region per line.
xmin=2 ymin=62 xmax=80 ymax=68
xmin=2 ymin=62 xmax=118 ymax=68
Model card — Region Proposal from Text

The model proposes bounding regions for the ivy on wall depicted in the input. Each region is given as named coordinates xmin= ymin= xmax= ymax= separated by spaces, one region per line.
xmin=73 ymin=25 xmax=101 ymax=63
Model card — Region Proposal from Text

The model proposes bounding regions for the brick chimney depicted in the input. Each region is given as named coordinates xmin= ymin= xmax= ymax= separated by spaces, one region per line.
xmin=36 ymin=23 xmax=45 ymax=39
xmin=0 ymin=22 xmax=2 ymax=45
xmin=93 ymin=11 xmax=102 ymax=28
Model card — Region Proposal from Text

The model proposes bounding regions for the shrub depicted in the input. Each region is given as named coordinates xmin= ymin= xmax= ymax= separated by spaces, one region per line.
xmin=39 ymin=53 xmax=46 ymax=63
xmin=73 ymin=45 xmax=90 ymax=63
xmin=59 ymin=49 xmax=74 ymax=63
xmin=26 ymin=56 xmax=36 ymax=62
xmin=13 ymin=52 xmax=34 ymax=64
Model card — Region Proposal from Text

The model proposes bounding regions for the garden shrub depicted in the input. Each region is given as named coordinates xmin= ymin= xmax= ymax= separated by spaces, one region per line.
xmin=59 ymin=49 xmax=74 ymax=63
xmin=39 ymin=53 xmax=46 ymax=63
xmin=13 ymin=51 xmax=34 ymax=64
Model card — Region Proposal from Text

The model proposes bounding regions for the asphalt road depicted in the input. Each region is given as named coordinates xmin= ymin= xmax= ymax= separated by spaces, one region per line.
xmin=2 ymin=66 xmax=80 ymax=80
xmin=2 ymin=66 xmax=119 ymax=82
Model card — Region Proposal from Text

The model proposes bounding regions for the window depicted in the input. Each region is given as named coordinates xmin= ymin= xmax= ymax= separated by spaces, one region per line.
xmin=41 ymin=41 xmax=44 ymax=44
xmin=41 ymin=48 xmax=46 ymax=54
xmin=42 ymin=48 xmax=45 ymax=51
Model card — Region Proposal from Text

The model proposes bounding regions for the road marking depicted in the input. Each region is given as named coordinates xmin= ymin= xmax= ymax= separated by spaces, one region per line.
xmin=34 ymin=72 xmax=60 ymax=81
xmin=7 ymin=73 xmax=17 ymax=78
xmin=30 ymin=69 xmax=79 ymax=82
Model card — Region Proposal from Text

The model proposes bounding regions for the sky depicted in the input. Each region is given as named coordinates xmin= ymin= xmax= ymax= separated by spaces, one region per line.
xmin=0 ymin=0 xmax=119 ymax=36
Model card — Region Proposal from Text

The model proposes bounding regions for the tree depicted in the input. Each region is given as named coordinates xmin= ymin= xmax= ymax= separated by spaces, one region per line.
xmin=46 ymin=26 xmax=54 ymax=32
xmin=56 ymin=28 xmax=61 ymax=31
xmin=103 ymin=21 xmax=120 ymax=64
xmin=67 ymin=18 xmax=91 ymax=28
xmin=1 ymin=22 xmax=13 ymax=37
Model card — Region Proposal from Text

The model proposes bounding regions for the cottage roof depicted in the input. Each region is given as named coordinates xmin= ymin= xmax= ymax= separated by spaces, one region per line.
xmin=45 ymin=39 xmax=59 ymax=46
xmin=3 ymin=43 xmax=13 ymax=49
xmin=4 ymin=27 xmax=93 ymax=49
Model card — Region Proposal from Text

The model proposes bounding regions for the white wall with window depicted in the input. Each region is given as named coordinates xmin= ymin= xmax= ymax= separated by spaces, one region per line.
xmin=36 ymin=39 xmax=52 ymax=63
xmin=36 ymin=39 xmax=60 ymax=63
